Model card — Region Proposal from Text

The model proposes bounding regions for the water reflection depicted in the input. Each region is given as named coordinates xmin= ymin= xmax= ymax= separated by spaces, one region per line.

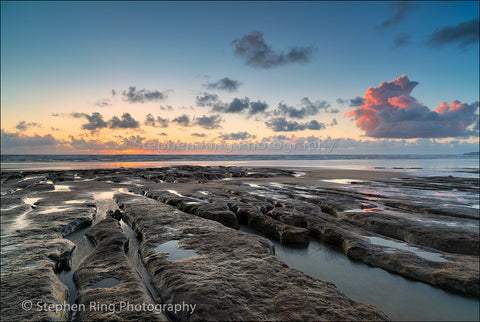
xmin=239 ymin=225 xmax=479 ymax=321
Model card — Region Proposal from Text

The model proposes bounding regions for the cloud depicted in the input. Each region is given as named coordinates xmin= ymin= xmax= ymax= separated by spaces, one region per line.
xmin=145 ymin=113 xmax=169 ymax=128
xmin=265 ymin=117 xmax=325 ymax=132
xmin=122 ymin=86 xmax=168 ymax=103
xmin=337 ymin=96 xmax=365 ymax=107
xmin=15 ymin=121 xmax=42 ymax=131
xmin=71 ymin=112 xmax=139 ymax=133
xmin=71 ymin=112 xmax=108 ymax=133
xmin=329 ymin=118 xmax=338 ymax=126
xmin=172 ymin=114 xmax=190 ymax=127
xmin=191 ymin=133 xmax=207 ymax=138
xmin=218 ymin=131 xmax=256 ymax=140
xmin=393 ymin=34 xmax=411 ymax=48
xmin=380 ymin=1 xmax=418 ymax=29
xmin=217 ymin=97 xmax=250 ymax=113
xmin=68 ymin=135 xmax=120 ymax=151
xmin=196 ymin=93 xmax=269 ymax=116
xmin=193 ymin=115 xmax=222 ymax=129
xmin=204 ymin=77 xmax=241 ymax=92
xmin=428 ymin=18 xmax=479 ymax=48
xmin=249 ymin=101 xmax=269 ymax=115
xmin=231 ymin=30 xmax=315 ymax=68
xmin=95 ymin=98 xmax=112 ymax=107
xmin=196 ymin=93 xmax=222 ymax=107
xmin=275 ymin=97 xmax=332 ymax=119
xmin=109 ymin=113 xmax=140 ymax=129
xmin=344 ymin=75 xmax=479 ymax=138
xmin=159 ymin=105 xmax=173 ymax=111
xmin=112 ymin=89 xmax=117 ymax=96
xmin=1 ymin=130 xmax=61 ymax=153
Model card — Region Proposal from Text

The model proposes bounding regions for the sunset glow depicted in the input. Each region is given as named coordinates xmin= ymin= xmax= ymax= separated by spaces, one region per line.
xmin=1 ymin=1 xmax=478 ymax=155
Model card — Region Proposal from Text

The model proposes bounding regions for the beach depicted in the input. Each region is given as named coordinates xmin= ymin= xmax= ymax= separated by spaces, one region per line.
xmin=1 ymin=163 xmax=479 ymax=321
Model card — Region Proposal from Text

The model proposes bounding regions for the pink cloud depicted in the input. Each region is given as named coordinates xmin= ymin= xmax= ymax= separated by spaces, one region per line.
xmin=345 ymin=75 xmax=479 ymax=138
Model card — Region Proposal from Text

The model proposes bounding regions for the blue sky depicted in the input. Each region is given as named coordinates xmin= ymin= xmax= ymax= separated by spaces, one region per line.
xmin=1 ymin=1 xmax=479 ymax=154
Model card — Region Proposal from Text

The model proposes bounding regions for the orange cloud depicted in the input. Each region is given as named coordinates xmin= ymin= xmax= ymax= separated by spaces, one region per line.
xmin=345 ymin=75 xmax=479 ymax=138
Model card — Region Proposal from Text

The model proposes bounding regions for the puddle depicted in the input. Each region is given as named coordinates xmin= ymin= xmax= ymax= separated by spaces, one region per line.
xmin=24 ymin=197 xmax=41 ymax=207
xmin=89 ymin=278 xmax=120 ymax=289
xmin=2 ymin=245 xmax=16 ymax=250
xmin=293 ymin=171 xmax=306 ymax=177
xmin=120 ymin=220 xmax=159 ymax=302
xmin=239 ymin=225 xmax=479 ymax=321
xmin=166 ymin=190 xmax=184 ymax=197
xmin=65 ymin=200 xmax=86 ymax=204
xmin=366 ymin=236 xmax=447 ymax=262
xmin=321 ymin=179 xmax=366 ymax=185
xmin=36 ymin=206 xmax=76 ymax=214
xmin=54 ymin=185 xmax=71 ymax=191
xmin=198 ymin=191 xmax=209 ymax=195
xmin=245 ymin=183 xmax=261 ymax=188
xmin=269 ymin=182 xmax=288 ymax=189
xmin=58 ymin=225 xmax=95 ymax=306
xmin=155 ymin=240 xmax=199 ymax=261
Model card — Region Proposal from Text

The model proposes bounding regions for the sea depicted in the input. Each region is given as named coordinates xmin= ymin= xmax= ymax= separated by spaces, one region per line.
xmin=1 ymin=154 xmax=479 ymax=178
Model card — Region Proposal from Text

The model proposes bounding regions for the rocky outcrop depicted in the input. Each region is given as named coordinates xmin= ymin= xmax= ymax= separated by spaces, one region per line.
xmin=115 ymin=193 xmax=389 ymax=321
xmin=73 ymin=217 xmax=168 ymax=321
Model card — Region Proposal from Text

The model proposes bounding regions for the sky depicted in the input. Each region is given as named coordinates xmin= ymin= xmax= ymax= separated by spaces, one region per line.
xmin=1 ymin=1 xmax=479 ymax=154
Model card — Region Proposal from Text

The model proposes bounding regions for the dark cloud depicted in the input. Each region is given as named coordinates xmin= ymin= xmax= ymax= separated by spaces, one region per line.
xmin=381 ymin=2 xmax=418 ymax=29
xmin=275 ymin=97 xmax=332 ymax=119
xmin=1 ymin=129 xmax=60 ymax=148
xmin=191 ymin=133 xmax=207 ymax=138
xmin=193 ymin=115 xmax=222 ymax=129
xmin=71 ymin=112 xmax=139 ymax=133
xmin=112 ymin=89 xmax=117 ymax=96
xmin=218 ymin=132 xmax=256 ymax=140
xmin=249 ymin=101 xmax=269 ymax=115
xmin=345 ymin=75 xmax=480 ymax=138
xmin=108 ymin=113 xmax=140 ymax=129
xmin=428 ymin=18 xmax=479 ymax=48
xmin=74 ymin=112 xmax=108 ymax=133
xmin=122 ymin=86 xmax=167 ymax=103
xmin=68 ymin=135 xmax=120 ymax=151
xmin=95 ymin=98 xmax=112 ymax=107
xmin=196 ymin=93 xmax=269 ymax=116
xmin=160 ymin=105 xmax=173 ymax=111
xmin=218 ymin=98 xmax=250 ymax=113
xmin=306 ymin=120 xmax=325 ymax=130
xmin=172 ymin=114 xmax=190 ymax=127
xmin=15 ymin=121 xmax=42 ymax=131
xmin=144 ymin=113 xmax=169 ymax=128
xmin=265 ymin=117 xmax=325 ymax=132
xmin=158 ymin=132 xmax=168 ymax=136
xmin=329 ymin=118 xmax=338 ymax=126
xmin=393 ymin=34 xmax=411 ymax=48
xmin=196 ymin=93 xmax=222 ymax=107
xmin=231 ymin=30 xmax=315 ymax=68
xmin=337 ymin=96 xmax=364 ymax=107
xmin=204 ymin=77 xmax=241 ymax=92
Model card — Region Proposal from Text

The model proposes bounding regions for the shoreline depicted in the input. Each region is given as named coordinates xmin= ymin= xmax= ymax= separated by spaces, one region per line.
xmin=1 ymin=166 xmax=479 ymax=321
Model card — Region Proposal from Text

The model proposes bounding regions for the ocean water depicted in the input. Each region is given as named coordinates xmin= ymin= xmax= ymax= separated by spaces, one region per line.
xmin=1 ymin=154 xmax=478 ymax=177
